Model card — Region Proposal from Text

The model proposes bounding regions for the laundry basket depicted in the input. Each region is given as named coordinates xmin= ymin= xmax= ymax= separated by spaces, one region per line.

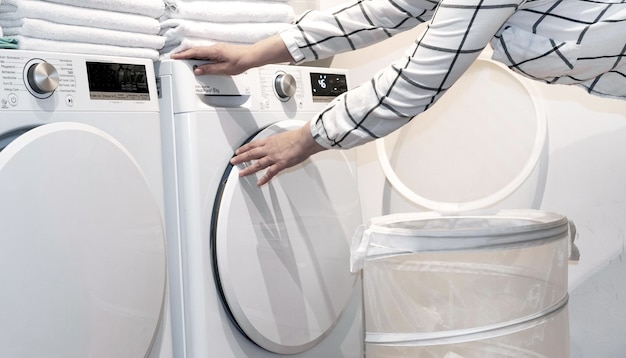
xmin=351 ymin=209 xmax=570 ymax=358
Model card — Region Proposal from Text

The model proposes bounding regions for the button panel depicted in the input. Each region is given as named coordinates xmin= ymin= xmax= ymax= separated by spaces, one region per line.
xmin=0 ymin=49 xmax=158 ymax=113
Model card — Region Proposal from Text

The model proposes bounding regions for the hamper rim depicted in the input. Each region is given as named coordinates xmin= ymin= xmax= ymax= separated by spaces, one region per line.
xmin=365 ymin=209 xmax=569 ymax=239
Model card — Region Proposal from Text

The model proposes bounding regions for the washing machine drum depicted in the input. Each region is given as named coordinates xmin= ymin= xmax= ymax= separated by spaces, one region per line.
xmin=212 ymin=120 xmax=362 ymax=354
xmin=0 ymin=123 xmax=166 ymax=357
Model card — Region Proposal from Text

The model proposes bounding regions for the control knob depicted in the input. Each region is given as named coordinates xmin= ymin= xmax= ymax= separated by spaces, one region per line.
xmin=27 ymin=62 xmax=59 ymax=94
xmin=274 ymin=72 xmax=296 ymax=100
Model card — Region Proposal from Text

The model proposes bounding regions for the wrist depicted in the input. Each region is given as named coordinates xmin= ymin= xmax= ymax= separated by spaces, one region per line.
xmin=301 ymin=121 xmax=326 ymax=155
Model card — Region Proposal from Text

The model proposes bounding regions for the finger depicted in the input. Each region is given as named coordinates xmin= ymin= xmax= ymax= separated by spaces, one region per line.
xmin=230 ymin=149 xmax=258 ymax=165
xmin=169 ymin=50 xmax=191 ymax=59
xmin=230 ymin=141 xmax=266 ymax=164
xmin=170 ymin=49 xmax=201 ymax=59
xmin=171 ymin=47 xmax=214 ymax=60
xmin=256 ymin=164 xmax=280 ymax=186
xmin=237 ymin=157 xmax=270 ymax=177
xmin=238 ymin=138 xmax=268 ymax=153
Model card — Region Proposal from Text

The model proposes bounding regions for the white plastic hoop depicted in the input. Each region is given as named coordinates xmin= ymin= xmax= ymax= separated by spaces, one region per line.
xmin=376 ymin=59 xmax=547 ymax=213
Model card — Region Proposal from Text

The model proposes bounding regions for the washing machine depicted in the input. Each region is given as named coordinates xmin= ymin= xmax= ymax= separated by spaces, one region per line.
xmin=157 ymin=59 xmax=363 ymax=358
xmin=0 ymin=50 xmax=171 ymax=358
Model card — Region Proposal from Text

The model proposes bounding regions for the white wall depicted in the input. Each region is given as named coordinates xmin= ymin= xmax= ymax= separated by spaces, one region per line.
xmin=314 ymin=1 xmax=626 ymax=356
xmin=533 ymin=82 xmax=626 ymax=358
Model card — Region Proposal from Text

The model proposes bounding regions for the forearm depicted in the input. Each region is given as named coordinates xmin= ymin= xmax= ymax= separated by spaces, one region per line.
xmin=282 ymin=0 xmax=436 ymax=63
xmin=312 ymin=0 xmax=526 ymax=149
xmin=240 ymin=34 xmax=295 ymax=69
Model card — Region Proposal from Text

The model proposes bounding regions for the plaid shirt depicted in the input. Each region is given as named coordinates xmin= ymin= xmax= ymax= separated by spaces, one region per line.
xmin=279 ymin=0 xmax=626 ymax=149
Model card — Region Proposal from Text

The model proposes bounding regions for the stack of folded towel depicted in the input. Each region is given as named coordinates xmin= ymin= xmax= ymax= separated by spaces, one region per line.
xmin=0 ymin=0 xmax=18 ymax=48
xmin=159 ymin=0 xmax=295 ymax=59
xmin=0 ymin=0 xmax=166 ymax=60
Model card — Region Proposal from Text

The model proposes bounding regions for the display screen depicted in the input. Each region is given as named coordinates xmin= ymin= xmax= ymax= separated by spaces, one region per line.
xmin=86 ymin=62 xmax=150 ymax=101
xmin=310 ymin=72 xmax=348 ymax=101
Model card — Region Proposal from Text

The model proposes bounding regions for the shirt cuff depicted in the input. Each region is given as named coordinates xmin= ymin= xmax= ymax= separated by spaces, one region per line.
xmin=279 ymin=30 xmax=306 ymax=64
xmin=309 ymin=119 xmax=334 ymax=149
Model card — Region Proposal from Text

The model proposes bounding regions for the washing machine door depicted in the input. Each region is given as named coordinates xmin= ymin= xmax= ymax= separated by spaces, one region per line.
xmin=212 ymin=120 xmax=362 ymax=354
xmin=0 ymin=123 xmax=166 ymax=358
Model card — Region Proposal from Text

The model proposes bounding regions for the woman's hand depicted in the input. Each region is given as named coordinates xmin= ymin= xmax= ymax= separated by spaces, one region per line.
xmin=230 ymin=122 xmax=326 ymax=186
xmin=170 ymin=35 xmax=295 ymax=76
xmin=170 ymin=43 xmax=253 ymax=76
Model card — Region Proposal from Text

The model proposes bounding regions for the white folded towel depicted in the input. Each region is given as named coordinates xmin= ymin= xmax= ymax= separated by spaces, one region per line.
xmin=3 ymin=18 xmax=165 ymax=49
xmin=14 ymin=35 xmax=160 ymax=61
xmin=38 ymin=0 xmax=165 ymax=18
xmin=0 ymin=18 xmax=19 ymax=27
xmin=160 ymin=18 xmax=290 ymax=46
xmin=162 ymin=0 xmax=295 ymax=23
xmin=0 ymin=0 xmax=160 ymax=34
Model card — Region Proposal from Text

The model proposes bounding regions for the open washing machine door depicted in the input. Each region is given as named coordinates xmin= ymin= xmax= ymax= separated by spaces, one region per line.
xmin=212 ymin=120 xmax=362 ymax=354
xmin=0 ymin=123 xmax=166 ymax=357
xmin=376 ymin=58 xmax=547 ymax=214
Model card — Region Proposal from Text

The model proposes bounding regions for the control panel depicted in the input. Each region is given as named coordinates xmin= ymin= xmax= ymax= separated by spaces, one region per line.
xmin=158 ymin=59 xmax=350 ymax=114
xmin=0 ymin=50 xmax=158 ymax=112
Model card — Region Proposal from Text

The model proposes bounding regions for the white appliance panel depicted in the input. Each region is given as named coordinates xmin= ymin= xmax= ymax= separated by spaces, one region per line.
xmin=0 ymin=50 xmax=169 ymax=358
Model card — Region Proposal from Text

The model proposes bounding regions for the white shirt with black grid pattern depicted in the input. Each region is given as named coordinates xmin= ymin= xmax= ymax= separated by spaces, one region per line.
xmin=279 ymin=0 xmax=626 ymax=150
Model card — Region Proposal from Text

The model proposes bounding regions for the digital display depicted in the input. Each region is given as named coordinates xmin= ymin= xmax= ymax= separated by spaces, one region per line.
xmin=86 ymin=62 xmax=150 ymax=101
xmin=310 ymin=72 xmax=348 ymax=102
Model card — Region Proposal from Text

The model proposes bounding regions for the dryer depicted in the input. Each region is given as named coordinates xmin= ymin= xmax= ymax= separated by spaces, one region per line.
xmin=157 ymin=60 xmax=363 ymax=358
xmin=0 ymin=50 xmax=170 ymax=358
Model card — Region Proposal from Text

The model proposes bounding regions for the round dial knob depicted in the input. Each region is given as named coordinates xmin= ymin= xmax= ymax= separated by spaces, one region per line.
xmin=27 ymin=62 xmax=60 ymax=94
xmin=274 ymin=72 xmax=297 ymax=100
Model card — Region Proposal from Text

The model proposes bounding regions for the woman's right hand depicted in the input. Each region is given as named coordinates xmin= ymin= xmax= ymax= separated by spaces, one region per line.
xmin=230 ymin=121 xmax=326 ymax=186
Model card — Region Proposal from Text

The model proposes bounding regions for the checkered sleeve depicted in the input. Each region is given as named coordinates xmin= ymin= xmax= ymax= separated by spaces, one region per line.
xmin=280 ymin=0 xmax=439 ymax=63
xmin=283 ymin=0 xmax=526 ymax=149
xmin=491 ymin=0 xmax=626 ymax=100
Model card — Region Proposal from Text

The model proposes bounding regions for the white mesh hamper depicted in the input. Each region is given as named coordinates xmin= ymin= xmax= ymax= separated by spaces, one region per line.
xmin=351 ymin=209 xmax=571 ymax=358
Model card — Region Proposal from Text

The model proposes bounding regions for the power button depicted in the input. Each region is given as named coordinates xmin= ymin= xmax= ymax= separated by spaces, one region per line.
xmin=7 ymin=93 xmax=18 ymax=106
